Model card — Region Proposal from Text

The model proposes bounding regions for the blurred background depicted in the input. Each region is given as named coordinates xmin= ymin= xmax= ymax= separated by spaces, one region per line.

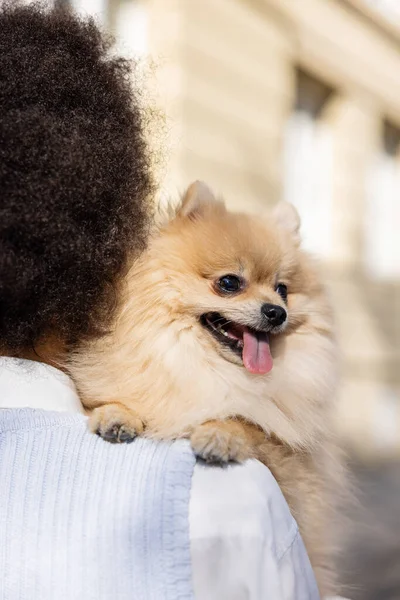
xmin=31 ymin=0 xmax=400 ymax=597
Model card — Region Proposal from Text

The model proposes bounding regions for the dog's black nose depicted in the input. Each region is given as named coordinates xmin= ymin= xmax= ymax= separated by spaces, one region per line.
xmin=261 ymin=303 xmax=287 ymax=327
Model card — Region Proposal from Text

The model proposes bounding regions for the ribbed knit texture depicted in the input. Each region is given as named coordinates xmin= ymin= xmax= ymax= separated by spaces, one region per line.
xmin=0 ymin=409 xmax=195 ymax=600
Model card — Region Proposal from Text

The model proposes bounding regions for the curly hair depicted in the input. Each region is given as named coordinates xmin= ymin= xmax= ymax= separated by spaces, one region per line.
xmin=0 ymin=1 xmax=154 ymax=352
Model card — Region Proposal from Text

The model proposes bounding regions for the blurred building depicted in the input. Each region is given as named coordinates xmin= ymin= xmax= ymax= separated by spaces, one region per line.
xmin=57 ymin=0 xmax=400 ymax=460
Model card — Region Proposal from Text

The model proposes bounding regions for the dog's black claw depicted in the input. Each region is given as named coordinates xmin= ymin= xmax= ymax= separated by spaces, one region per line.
xmin=194 ymin=453 xmax=228 ymax=468
xmin=193 ymin=449 xmax=226 ymax=465
xmin=97 ymin=424 xmax=137 ymax=444
xmin=205 ymin=455 xmax=226 ymax=465
xmin=118 ymin=429 xmax=137 ymax=443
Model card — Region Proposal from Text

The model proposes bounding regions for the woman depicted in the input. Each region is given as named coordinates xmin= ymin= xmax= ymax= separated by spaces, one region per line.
xmin=0 ymin=3 xmax=320 ymax=599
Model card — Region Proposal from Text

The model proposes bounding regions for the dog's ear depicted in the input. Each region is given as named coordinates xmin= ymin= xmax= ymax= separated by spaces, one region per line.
xmin=178 ymin=181 xmax=225 ymax=219
xmin=272 ymin=202 xmax=301 ymax=244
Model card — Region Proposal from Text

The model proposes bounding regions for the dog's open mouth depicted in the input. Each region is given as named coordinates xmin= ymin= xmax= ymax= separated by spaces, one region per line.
xmin=200 ymin=312 xmax=273 ymax=375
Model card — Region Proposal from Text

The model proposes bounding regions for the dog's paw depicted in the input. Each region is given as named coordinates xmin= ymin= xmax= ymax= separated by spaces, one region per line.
xmin=89 ymin=403 xmax=145 ymax=444
xmin=190 ymin=421 xmax=253 ymax=464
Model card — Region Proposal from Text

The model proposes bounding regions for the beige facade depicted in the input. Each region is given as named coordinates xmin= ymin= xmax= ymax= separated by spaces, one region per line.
xmin=69 ymin=0 xmax=400 ymax=459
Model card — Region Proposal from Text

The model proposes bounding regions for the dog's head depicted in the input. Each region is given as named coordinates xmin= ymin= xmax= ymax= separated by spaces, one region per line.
xmin=144 ymin=181 xmax=330 ymax=376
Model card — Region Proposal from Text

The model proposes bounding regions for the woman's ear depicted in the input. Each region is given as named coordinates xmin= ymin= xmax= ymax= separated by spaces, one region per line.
xmin=272 ymin=202 xmax=301 ymax=245
xmin=177 ymin=181 xmax=225 ymax=219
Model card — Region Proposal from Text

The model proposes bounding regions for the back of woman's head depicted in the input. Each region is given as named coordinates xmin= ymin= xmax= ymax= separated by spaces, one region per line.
xmin=0 ymin=1 xmax=153 ymax=352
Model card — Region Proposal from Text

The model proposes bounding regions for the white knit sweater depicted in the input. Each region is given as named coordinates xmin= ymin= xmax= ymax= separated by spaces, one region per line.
xmin=0 ymin=408 xmax=195 ymax=600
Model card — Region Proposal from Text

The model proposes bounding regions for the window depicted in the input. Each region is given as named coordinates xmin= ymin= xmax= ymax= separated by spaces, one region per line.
xmin=363 ymin=0 xmax=400 ymax=22
xmin=113 ymin=0 xmax=148 ymax=58
xmin=284 ymin=70 xmax=334 ymax=259
xmin=57 ymin=0 xmax=108 ymax=25
xmin=57 ymin=1 xmax=148 ymax=58
xmin=364 ymin=121 xmax=400 ymax=279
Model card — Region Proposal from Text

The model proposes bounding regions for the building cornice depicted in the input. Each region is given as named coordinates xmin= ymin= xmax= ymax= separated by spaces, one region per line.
xmin=339 ymin=0 xmax=400 ymax=46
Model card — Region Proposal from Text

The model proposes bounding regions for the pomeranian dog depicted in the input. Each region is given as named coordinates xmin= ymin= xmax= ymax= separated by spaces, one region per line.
xmin=69 ymin=181 xmax=343 ymax=596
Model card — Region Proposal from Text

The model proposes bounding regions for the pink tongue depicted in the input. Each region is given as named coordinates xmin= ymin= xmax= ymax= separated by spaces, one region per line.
xmin=242 ymin=328 xmax=273 ymax=375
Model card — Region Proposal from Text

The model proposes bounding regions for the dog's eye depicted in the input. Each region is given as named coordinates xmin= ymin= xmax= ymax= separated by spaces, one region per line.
xmin=275 ymin=283 xmax=288 ymax=302
xmin=217 ymin=274 xmax=242 ymax=294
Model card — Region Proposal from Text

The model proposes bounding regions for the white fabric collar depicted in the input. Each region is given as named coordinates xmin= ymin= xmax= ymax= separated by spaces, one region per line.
xmin=0 ymin=357 xmax=84 ymax=413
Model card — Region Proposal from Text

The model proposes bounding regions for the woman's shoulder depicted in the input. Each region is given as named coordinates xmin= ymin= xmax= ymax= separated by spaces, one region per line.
xmin=0 ymin=407 xmax=299 ymax=561
xmin=0 ymin=408 xmax=320 ymax=599
xmin=191 ymin=458 xmax=299 ymax=558
xmin=190 ymin=458 xmax=321 ymax=599
xmin=0 ymin=409 xmax=196 ymax=600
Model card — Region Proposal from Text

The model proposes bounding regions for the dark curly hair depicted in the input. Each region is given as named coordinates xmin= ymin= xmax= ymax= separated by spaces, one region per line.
xmin=0 ymin=1 xmax=154 ymax=352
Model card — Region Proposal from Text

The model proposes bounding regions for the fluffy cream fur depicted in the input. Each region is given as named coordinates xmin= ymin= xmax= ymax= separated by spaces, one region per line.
xmin=69 ymin=181 xmax=343 ymax=596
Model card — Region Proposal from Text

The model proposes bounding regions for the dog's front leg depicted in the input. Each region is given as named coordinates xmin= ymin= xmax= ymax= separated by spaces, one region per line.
xmin=190 ymin=418 xmax=265 ymax=464
xmin=88 ymin=402 xmax=146 ymax=444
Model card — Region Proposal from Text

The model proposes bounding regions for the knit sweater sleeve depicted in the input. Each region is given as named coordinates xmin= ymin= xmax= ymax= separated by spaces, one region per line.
xmin=0 ymin=409 xmax=195 ymax=600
